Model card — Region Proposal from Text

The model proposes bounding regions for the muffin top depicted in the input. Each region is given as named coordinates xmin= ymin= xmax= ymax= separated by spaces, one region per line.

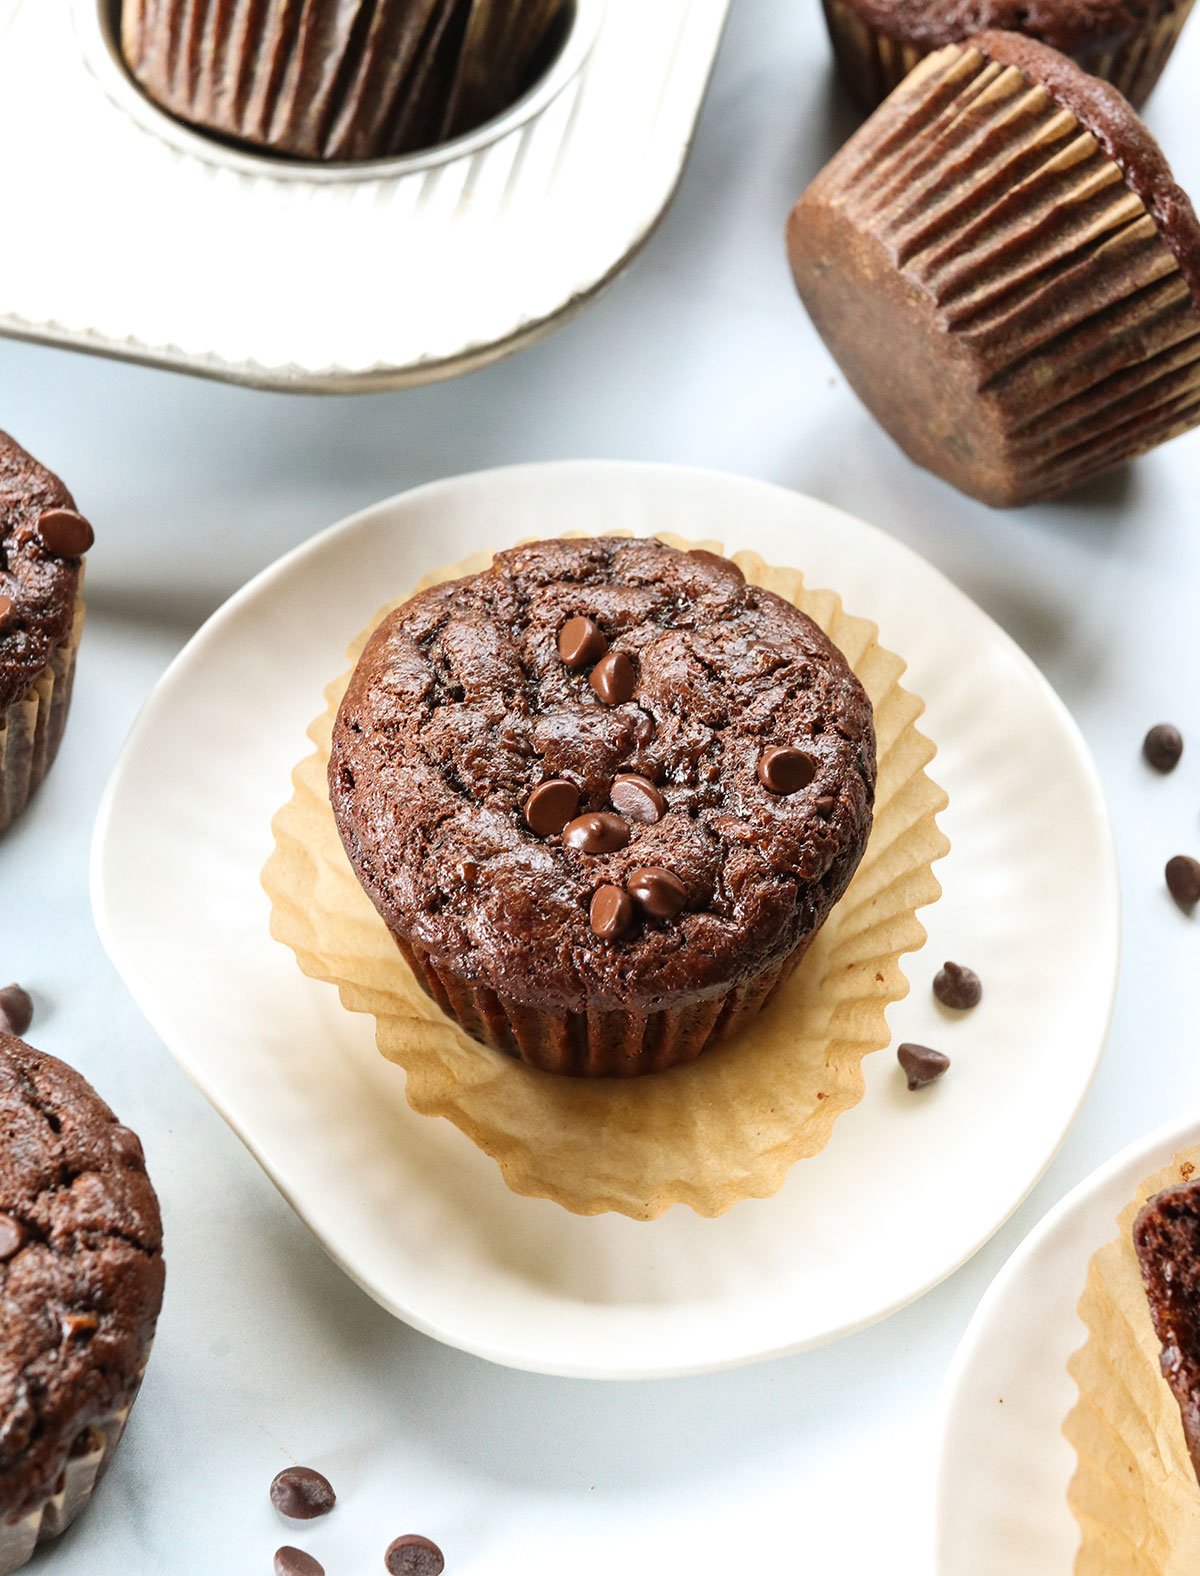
xmin=847 ymin=0 xmax=1185 ymax=53
xmin=0 ymin=1034 xmax=164 ymax=1520
xmin=968 ymin=31 xmax=1200 ymax=304
xmin=1134 ymin=1180 xmax=1200 ymax=1482
xmin=330 ymin=537 xmax=876 ymax=1015
xmin=0 ymin=431 xmax=93 ymax=712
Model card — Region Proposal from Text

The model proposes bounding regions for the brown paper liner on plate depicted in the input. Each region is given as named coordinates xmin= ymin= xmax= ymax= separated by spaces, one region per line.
xmin=1065 ymin=1146 xmax=1200 ymax=1573
xmin=0 ymin=600 xmax=83 ymax=834
xmin=789 ymin=42 xmax=1200 ymax=507
xmin=263 ymin=534 xmax=949 ymax=1220
xmin=821 ymin=0 xmax=1197 ymax=111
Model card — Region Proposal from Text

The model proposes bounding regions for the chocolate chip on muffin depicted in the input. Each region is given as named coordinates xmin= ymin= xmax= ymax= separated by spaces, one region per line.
xmin=329 ymin=538 xmax=876 ymax=1077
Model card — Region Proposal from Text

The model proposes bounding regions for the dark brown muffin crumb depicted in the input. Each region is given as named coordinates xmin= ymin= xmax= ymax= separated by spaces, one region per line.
xmin=1134 ymin=1181 xmax=1200 ymax=1483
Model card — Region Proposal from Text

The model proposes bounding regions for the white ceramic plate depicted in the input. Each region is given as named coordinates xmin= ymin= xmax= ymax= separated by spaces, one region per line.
xmin=91 ymin=461 xmax=1118 ymax=1379
xmin=937 ymin=1115 xmax=1199 ymax=1575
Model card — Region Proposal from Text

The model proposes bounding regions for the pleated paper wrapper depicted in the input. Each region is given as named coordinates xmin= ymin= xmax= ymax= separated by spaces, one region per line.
xmin=1065 ymin=1145 xmax=1200 ymax=1574
xmin=263 ymin=534 xmax=949 ymax=1220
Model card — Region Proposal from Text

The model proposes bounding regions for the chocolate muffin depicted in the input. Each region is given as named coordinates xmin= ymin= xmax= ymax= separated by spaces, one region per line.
xmin=119 ymin=0 xmax=570 ymax=162
xmin=0 ymin=432 xmax=92 ymax=833
xmin=788 ymin=32 xmax=1200 ymax=508
xmin=0 ymin=1033 xmax=164 ymax=1574
xmin=822 ymin=0 xmax=1196 ymax=110
xmin=329 ymin=537 xmax=876 ymax=1078
xmin=1135 ymin=1181 xmax=1200 ymax=1485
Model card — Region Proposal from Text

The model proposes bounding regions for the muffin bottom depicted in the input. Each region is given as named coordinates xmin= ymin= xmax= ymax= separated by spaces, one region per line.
xmin=0 ymin=602 xmax=83 ymax=833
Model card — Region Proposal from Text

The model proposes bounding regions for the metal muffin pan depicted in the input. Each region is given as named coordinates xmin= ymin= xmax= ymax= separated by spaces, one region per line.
xmin=0 ymin=0 xmax=732 ymax=391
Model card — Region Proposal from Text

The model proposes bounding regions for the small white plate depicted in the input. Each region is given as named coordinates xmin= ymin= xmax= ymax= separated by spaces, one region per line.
xmin=91 ymin=462 xmax=1118 ymax=1379
xmin=937 ymin=1115 xmax=1199 ymax=1575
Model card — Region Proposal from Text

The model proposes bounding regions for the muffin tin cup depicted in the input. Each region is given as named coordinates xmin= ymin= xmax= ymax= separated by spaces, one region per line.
xmin=0 ymin=598 xmax=84 ymax=834
xmin=394 ymin=933 xmax=812 ymax=1077
xmin=820 ymin=0 xmax=1197 ymax=111
xmin=0 ymin=1379 xmax=141 ymax=1576
xmin=791 ymin=42 xmax=1200 ymax=506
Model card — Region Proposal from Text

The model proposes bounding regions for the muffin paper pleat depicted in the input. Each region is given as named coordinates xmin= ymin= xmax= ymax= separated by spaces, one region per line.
xmin=1065 ymin=1148 xmax=1200 ymax=1574
xmin=263 ymin=534 xmax=949 ymax=1220
xmin=791 ymin=44 xmax=1200 ymax=505
xmin=0 ymin=601 xmax=83 ymax=835
xmin=821 ymin=0 xmax=1197 ymax=111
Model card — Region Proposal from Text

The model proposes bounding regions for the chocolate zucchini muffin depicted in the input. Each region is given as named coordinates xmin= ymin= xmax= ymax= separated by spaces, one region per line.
xmin=330 ymin=537 xmax=876 ymax=1077
xmin=822 ymin=0 xmax=1196 ymax=110
xmin=788 ymin=32 xmax=1200 ymax=507
xmin=1135 ymin=1181 xmax=1200 ymax=1485
xmin=0 ymin=1033 xmax=164 ymax=1574
xmin=0 ymin=432 xmax=92 ymax=832
xmin=119 ymin=0 xmax=570 ymax=162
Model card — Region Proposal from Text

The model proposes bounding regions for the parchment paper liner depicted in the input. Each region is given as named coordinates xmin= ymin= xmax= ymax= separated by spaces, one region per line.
xmin=1065 ymin=1145 xmax=1200 ymax=1573
xmin=0 ymin=599 xmax=83 ymax=833
xmin=263 ymin=534 xmax=949 ymax=1220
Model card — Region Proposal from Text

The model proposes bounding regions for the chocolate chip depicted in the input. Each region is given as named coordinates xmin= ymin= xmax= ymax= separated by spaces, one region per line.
xmin=270 ymin=1467 xmax=336 ymax=1521
xmin=524 ymin=779 xmax=580 ymax=838
xmin=932 ymin=962 xmax=982 ymax=1011
xmin=898 ymin=1043 xmax=950 ymax=1090
xmin=0 ymin=595 xmax=14 ymax=631
xmin=627 ymin=867 xmax=688 ymax=920
xmin=0 ymin=1214 xmax=26 ymax=1261
xmin=634 ymin=716 xmax=656 ymax=747
xmin=1166 ymin=855 xmax=1200 ymax=911
xmin=757 ymin=746 xmax=817 ymax=795
xmin=275 ymin=1550 xmax=324 ymax=1576
xmin=0 ymin=985 xmax=33 ymax=1037
xmin=385 ymin=1535 xmax=445 ymax=1576
xmin=37 ymin=507 xmax=94 ymax=557
xmin=610 ymin=774 xmax=666 ymax=824
xmin=563 ymin=812 xmax=630 ymax=855
xmin=1144 ymin=724 xmax=1183 ymax=773
xmin=689 ymin=548 xmax=745 ymax=582
xmin=590 ymin=885 xmax=634 ymax=940
xmin=590 ymin=650 xmax=636 ymax=706
xmin=558 ymin=616 xmax=608 ymax=670
xmin=61 ymin=1312 xmax=99 ymax=1340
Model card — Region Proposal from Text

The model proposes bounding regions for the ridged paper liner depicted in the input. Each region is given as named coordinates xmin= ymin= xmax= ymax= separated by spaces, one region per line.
xmin=0 ymin=1379 xmax=141 ymax=1576
xmin=1065 ymin=1146 xmax=1200 ymax=1573
xmin=790 ymin=43 xmax=1200 ymax=506
xmin=120 ymin=0 xmax=569 ymax=161
xmin=263 ymin=534 xmax=948 ymax=1220
xmin=0 ymin=601 xmax=83 ymax=834
xmin=821 ymin=0 xmax=1197 ymax=111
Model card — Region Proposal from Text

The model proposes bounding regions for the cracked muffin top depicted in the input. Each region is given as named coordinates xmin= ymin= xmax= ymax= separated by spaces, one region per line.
xmin=330 ymin=537 xmax=876 ymax=1015
xmin=0 ymin=1033 xmax=164 ymax=1520
xmin=0 ymin=431 xmax=93 ymax=711
xmin=844 ymin=0 xmax=1188 ymax=55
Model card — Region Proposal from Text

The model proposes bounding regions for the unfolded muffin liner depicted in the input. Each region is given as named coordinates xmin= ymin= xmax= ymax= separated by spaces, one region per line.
xmin=0 ymin=599 xmax=83 ymax=835
xmin=0 ymin=1378 xmax=142 ymax=1576
xmin=1065 ymin=1146 xmax=1200 ymax=1574
xmin=821 ymin=0 xmax=1197 ymax=111
xmin=119 ymin=0 xmax=570 ymax=161
xmin=793 ymin=42 xmax=1200 ymax=506
xmin=263 ymin=533 xmax=948 ymax=1219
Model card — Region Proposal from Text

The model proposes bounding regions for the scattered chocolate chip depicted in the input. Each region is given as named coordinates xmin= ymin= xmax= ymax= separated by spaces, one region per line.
xmin=0 ymin=984 xmax=33 ymax=1037
xmin=0 ymin=1214 xmax=26 ymax=1261
xmin=689 ymin=548 xmax=744 ymax=582
xmin=627 ymin=867 xmax=688 ymax=920
xmin=757 ymin=746 xmax=817 ymax=795
xmin=0 ymin=595 xmax=14 ymax=631
xmin=610 ymin=773 xmax=666 ymax=824
xmin=814 ymin=795 xmax=836 ymax=818
xmin=563 ymin=812 xmax=630 ymax=855
xmin=524 ymin=779 xmax=581 ymax=838
xmin=634 ymin=716 xmax=656 ymax=747
xmin=1143 ymin=723 xmax=1183 ymax=774
xmin=270 ymin=1467 xmax=336 ymax=1522
xmin=275 ymin=1550 xmax=324 ymax=1576
xmin=37 ymin=507 xmax=94 ymax=557
xmin=590 ymin=650 xmax=636 ymax=706
xmin=898 ymin=1043 xmax=950 ymax=1091
xmin=932 ymin=962 xmax=982 ymax=1011
xmin=1166 ymin=855 xmax=1200 ymax=911
xmin=385 ymin=1535 xmax=445 ymax=1576
xmin=558 ymin=615 xmax=608 ymax=670
xmin=590 ymin=885 xmax=635 ymax=940
xmin=109 ymin=1124 xmax=145 ymax=1169
xmin=61 ymin=1312 xmax=99 ymax=1340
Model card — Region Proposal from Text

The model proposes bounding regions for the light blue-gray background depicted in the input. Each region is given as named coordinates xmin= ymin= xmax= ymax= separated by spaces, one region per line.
xmin=2 ymin=2 xmax=1198 ymax=1570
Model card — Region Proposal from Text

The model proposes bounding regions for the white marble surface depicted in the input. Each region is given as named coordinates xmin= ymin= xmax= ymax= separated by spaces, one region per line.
xmin=1 ymin=2 xmax=1198 ymax=1571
